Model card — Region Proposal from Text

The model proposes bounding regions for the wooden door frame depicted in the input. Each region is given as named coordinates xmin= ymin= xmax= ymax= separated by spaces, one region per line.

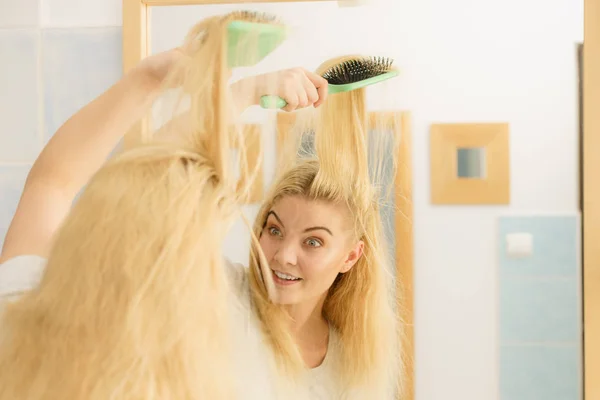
xmin=584 ymin=0 xmax=600 ymax=397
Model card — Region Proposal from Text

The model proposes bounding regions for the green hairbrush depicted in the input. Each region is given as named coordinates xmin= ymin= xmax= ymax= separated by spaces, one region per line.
xmin=195 ymin=11 xmax=286 ymax=66
xmin=259 ymin=56 xmax=399 ymax=109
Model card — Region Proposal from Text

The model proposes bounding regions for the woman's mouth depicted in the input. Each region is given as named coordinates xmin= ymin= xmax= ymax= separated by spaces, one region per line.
xmin=271 ymin=269 xmax=302 ymax=286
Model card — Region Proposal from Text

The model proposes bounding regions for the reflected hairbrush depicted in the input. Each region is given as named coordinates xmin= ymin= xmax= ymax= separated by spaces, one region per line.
xmin=226 ymin=11 xmax=287 ymax=67
xmin=190 ymin=11 xmax=287 ymax=67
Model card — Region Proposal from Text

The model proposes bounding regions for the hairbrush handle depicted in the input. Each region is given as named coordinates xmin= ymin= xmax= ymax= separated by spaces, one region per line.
xmin=259 ymin=95 xmax=287 ymax=109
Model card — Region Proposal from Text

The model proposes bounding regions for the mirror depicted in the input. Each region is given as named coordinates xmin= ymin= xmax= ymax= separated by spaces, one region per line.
xmin=457 ymin=147 xmax=486 ymax=179
xmin=143 ymin=1 xmax=584 ymax=399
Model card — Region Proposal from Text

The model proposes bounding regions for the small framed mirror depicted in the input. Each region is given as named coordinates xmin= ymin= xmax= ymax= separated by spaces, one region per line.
xmin=430 ymin=123 xmax=509 ymax=204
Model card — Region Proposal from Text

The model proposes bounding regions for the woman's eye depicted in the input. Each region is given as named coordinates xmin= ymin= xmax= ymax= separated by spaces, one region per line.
xmin=268 ymin=226 xmax=282 ymax=237
xmin=305 ymin=238 xmax=322 ymax=248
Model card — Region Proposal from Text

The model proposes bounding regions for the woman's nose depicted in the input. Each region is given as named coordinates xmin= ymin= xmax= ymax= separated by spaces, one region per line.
xmin=273 ymin=240 xmax=298 ymax=267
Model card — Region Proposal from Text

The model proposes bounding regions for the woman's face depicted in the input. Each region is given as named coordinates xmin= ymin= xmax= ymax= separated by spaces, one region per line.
xmin=258 ymin=195 xmax=364 ymax=306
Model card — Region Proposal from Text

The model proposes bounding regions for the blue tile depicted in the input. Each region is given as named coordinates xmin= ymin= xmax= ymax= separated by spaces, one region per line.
xmin=42 ymin=28 xmax=122 ymax=140
xmin=500 ymin=277 xmax=579 ymax=343
xmin=0 ymin=166 xmax=31 ymax=246
xmin=500 ymin=344 xmax=580 ymax=400
xmin=0 ymin=30 xmax=40 ymax=162
xmin=498 ymin=216 xmax=578 ymax=277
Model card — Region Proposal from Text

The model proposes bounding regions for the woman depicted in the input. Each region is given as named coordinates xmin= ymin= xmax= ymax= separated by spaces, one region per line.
xmin=0 ymin=12 xmax=402 ymax=400
xmin=244 ymin=55 xmax=403 ymax=399
xmin=0 ymin=13 xmax=325 ymax=400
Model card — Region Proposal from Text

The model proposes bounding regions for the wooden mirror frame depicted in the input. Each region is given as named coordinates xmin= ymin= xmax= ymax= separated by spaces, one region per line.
xmin=430 ymin=122 xmax=510 ymax=205
xmin=584 ymin=0 xmax=600 ymax=396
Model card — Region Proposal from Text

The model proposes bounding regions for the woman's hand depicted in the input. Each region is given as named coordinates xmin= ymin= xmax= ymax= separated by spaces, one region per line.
xmin=134 ymin=48 xmax=186 ymax=86
xmin=231 ymin=68 xmax=329 ymax=112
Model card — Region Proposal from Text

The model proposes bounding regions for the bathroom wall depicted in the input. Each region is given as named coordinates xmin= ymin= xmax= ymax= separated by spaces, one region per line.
xmin=0 ymin=0 xmax=584 ymax=399
xmin=0 ymin=0 xmax=123 ymax=243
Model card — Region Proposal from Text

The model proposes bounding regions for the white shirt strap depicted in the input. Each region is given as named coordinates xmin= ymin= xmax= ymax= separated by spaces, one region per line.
xmin=0 ymin=255 xmax=46 ymax=299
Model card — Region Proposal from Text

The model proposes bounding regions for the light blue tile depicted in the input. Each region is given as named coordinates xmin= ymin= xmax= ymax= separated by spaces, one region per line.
xmin=500 ymin=277 xmax=579 ymax=343
xmin=0 ymin=30 xmax=40 ymax=162
xmin=499 ymin=216 xmax=578 ymax=277
xmin=500 ymin=345 xmax=580 ymax=400
xmin=42 ymin=28 xmax=122 ymax=140
xmin=0 ymin=166 xmax=31 ymax=246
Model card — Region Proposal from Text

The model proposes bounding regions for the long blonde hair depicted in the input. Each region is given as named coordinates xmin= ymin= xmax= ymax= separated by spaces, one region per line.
xmin=248 ymin=56 xmax=404 ymax=397
xmin=0 ymin=12 xmax=270 ymax=400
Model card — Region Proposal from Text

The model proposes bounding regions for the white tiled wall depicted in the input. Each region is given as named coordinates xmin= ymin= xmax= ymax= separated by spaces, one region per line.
xmin=41 ymin=0 xmax=122 ymax=27
xmin=0 ymin=0 xmax=39 ymax=27
xmin=0 ymin=30 xmax=40 ymax=161
xmin=0 ymin=167 xmax=31 ymax=242
xmin=42 ymin=28 xmax=122 ymax=140
xmin=0 ymin=0 xmax=123 ymax=245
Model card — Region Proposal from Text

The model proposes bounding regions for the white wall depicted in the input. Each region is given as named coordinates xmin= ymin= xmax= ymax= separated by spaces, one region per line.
xmin=403 ymin=2 xmax=581 ymax=399
xmin=151 ymin=2 xmax=583 ymax=399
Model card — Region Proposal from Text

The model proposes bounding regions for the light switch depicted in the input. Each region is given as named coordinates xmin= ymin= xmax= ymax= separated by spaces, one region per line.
xmin=506 ymin=232 xmax=533 ymax=258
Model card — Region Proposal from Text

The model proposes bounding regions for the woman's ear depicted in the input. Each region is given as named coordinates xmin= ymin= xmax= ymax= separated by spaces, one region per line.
xmin=341 ymin=240 xmax=364 ymax=273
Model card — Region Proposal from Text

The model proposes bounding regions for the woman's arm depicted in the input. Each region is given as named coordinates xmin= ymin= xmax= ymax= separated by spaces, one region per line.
xmin=0 ymin=53 xmax=171 ymax=264
xmin=0 ymin=60 xmax=327 ymax=265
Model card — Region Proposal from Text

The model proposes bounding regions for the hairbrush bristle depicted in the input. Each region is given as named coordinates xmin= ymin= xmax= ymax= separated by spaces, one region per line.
xmin=227 ymin=10 xmax=282 ymax=24
xmin=322 ymin=57 xmax=395 ymax=85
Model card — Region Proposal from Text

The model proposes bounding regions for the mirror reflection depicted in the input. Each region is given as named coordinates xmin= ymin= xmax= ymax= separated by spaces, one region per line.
xmin=457 ymin=147 xmax=486 ymax=179
xmin=0 ymin=0 xmax=586 ymax=399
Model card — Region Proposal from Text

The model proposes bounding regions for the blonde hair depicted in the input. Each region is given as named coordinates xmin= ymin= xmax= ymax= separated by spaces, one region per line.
xmin=0 ymin=12 xmax=274 ymax=400
xmin=248 ymin=56 xmax=404 ymax=396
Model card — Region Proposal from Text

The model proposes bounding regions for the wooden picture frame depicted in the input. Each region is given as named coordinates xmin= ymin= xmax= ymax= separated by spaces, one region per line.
xmin=429 ymin=122 xmax=510 ymax=205
xmin=275 ymin=110 xmax=415 ymax=399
